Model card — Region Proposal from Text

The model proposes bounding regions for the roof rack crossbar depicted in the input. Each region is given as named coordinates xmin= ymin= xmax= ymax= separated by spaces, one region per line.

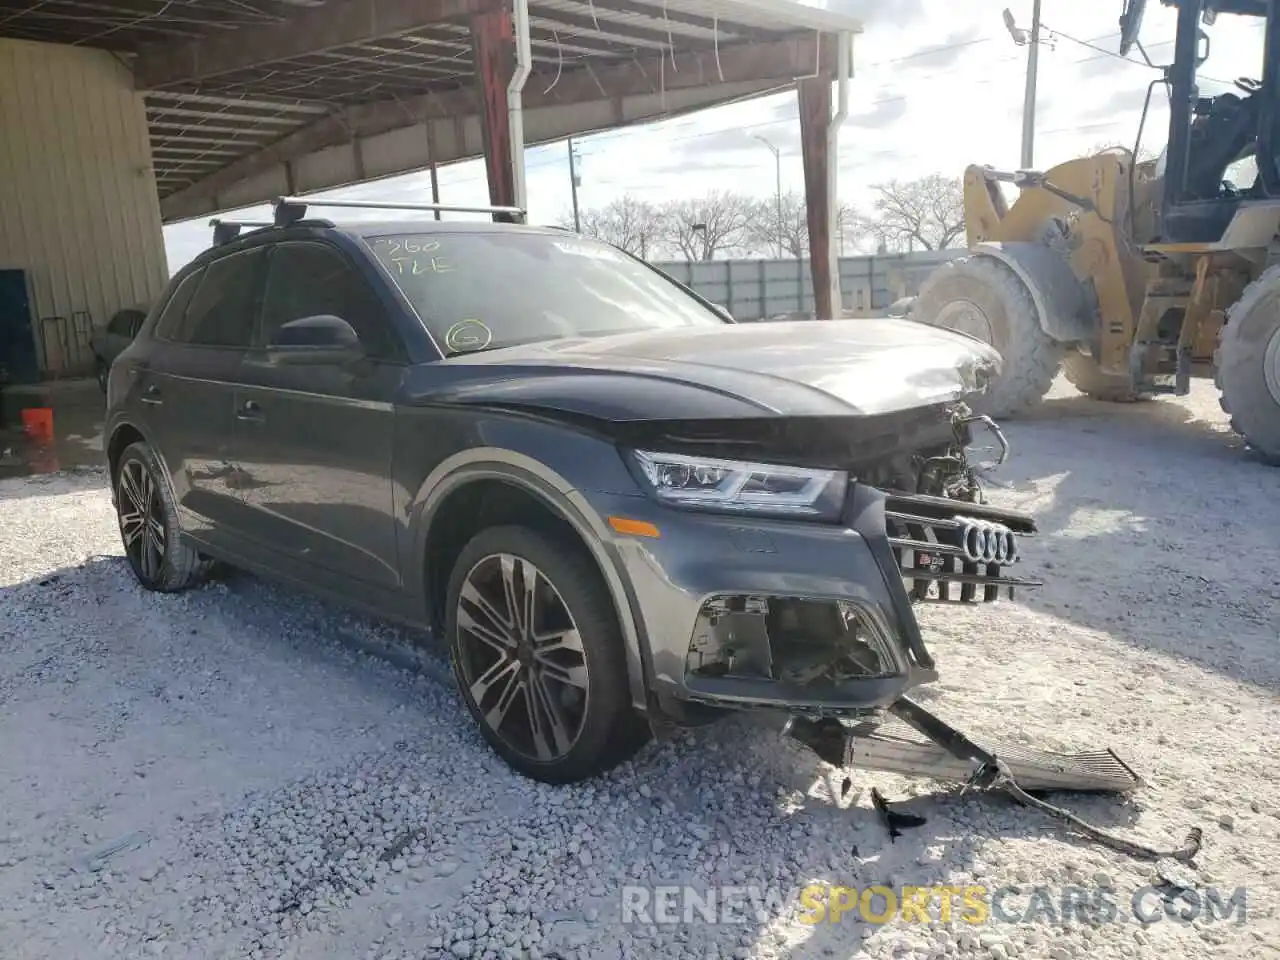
xmin=273 ymin=196 xmax=527 ymax=221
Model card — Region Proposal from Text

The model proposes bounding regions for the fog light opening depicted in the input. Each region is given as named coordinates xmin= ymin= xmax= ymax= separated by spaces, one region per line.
xmin=686 ymin=596 xmax=898 ymax=687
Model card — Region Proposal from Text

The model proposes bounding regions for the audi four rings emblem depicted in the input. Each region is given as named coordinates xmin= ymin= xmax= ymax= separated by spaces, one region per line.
xmin=956 ymin=516 xmax=1018 ymax=565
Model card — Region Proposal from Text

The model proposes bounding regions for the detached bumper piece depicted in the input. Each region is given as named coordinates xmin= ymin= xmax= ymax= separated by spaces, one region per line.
xmin=787 ymin=697 xmax=1204 ymax=863
xmin=884 ymin=492 xmax=1043 ymax=603
xmin=829 ymin=698 xmax=1141 ymax=794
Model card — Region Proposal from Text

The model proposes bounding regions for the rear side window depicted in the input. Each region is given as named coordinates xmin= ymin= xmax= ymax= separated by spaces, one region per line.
xmin=152 ymin=269 xmax=205 ymax=340
xmin=173 ymin=247 xmax=267 ymax=348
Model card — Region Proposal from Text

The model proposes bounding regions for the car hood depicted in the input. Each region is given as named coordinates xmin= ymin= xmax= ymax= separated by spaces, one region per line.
xmin=427 ymin=317 xmax=1001 ymax=420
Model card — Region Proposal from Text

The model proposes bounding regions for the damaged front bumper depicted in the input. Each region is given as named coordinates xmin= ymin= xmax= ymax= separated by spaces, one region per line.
xmin=593 ymin=477 xmax=1042 ymax=722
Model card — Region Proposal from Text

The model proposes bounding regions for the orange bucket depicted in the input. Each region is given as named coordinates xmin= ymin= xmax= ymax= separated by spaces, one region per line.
xmin=20 ymin=407 xmax=54 ymax=444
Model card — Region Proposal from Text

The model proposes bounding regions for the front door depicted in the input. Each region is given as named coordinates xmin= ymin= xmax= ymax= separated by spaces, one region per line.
xmin=138 ymin=248 xmax=266 ymax=549
xmin=232 ymin=240 xmax=402 ymax=590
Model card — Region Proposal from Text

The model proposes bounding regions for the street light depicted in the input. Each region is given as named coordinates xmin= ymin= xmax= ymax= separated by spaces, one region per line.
xmin=753 ymin=134 xmax=784 ymax=259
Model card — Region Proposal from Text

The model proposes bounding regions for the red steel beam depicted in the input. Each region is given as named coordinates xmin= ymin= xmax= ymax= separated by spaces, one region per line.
xmin=469 ymin=6 xmax=517 ymax=216
xmin=798 ymin=69 xmax=834 ymax=320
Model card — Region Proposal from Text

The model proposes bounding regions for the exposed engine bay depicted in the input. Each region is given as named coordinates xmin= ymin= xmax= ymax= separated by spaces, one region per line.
xmin=682 ymin=401 xmax=1039 ymax=697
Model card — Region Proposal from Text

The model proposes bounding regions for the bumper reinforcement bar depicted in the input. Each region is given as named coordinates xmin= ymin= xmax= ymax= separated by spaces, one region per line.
xmin=786 ymin=696 xmax=1203 ymax=863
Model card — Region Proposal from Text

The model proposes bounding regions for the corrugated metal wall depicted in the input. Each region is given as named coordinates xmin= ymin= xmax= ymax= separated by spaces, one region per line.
xmin=0 ymin=37 xmax=167 ymax=377
xmin=651 ymin=250 xmax=959 ymax=320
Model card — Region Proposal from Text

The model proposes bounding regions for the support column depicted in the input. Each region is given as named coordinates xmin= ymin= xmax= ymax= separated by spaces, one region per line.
xmin=469 ymin=5 xmax=517 ymax=220
xmin=798 ymin=74 xmax=833 ymax=320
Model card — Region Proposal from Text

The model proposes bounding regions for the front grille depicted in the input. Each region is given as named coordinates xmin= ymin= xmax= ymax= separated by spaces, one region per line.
xmin=884 ymin=492 xmax=1042 ymax=603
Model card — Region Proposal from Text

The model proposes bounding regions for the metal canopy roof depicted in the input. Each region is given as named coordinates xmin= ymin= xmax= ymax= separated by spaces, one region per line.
xmin=0 ymin=0 xmax=862 ymax=221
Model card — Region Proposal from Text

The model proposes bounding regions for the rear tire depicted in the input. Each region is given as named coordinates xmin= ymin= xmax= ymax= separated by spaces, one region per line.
xmin=1062 ymin=352 xmax=1152 ymax=402
xmin=914 ymin=256 xmax=1064 ymax=417
xmin=114 ymin=441 xmax=212 ymax=591
xmin=1217 ymin=266 xmax=1280 ymax=464
xmin=445 ymin=525 xmax=649 ymax=783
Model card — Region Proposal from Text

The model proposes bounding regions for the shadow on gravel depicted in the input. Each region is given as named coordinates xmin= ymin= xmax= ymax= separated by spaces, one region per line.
xmin=990 ymin=393 xmax=1280 ymax=694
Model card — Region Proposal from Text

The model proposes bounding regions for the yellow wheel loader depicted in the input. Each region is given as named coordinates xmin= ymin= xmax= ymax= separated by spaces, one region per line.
xmin=911 ymin=0 xmax=1280 ymax=463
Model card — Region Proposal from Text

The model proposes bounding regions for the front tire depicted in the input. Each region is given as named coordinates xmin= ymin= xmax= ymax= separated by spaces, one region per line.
xmin=1062 ymin=352 xmax=1152 ymax=402
xmin=115 ymin=441 xmax=211 ymax=591
xmin=914 ymin=256 xmax=1064 ymax=417
xmin=1217 ymin=266 xmax=1280 ymax=464
xmin=445 ymin=525 xmax=647 ymax=783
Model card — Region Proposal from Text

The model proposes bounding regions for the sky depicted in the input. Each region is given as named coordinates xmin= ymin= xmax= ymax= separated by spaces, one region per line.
xmin=161 ymin=0 xmax=1268 ymax=272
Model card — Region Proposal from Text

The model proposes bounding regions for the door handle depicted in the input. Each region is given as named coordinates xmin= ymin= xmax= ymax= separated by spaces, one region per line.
xmin=140 ymin=384 xmax=162 ymax=406
xmin=236 ymin=399 xmax=265 ymax=423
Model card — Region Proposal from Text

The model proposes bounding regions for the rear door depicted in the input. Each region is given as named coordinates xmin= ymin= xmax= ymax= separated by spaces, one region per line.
xmin=140 ymin=246 xmax=266 ymax=548
xmin=232 ymin=239 xmax=403 ymax=589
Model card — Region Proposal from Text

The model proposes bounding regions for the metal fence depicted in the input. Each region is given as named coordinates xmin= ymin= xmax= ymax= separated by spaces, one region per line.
xmin=650 ymin=249 xmax=962 ymax=320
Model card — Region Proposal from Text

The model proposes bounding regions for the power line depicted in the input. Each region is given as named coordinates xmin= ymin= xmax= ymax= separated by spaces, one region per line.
xmin=1043 ymin=22 xmax=1235 ymax=86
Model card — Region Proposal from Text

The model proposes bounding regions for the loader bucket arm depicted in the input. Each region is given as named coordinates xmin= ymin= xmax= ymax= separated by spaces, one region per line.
xmin=963 ymin=165 xmax=1010 ymax=246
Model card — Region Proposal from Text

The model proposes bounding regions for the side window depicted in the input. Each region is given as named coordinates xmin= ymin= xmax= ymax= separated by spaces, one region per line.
xmin=152 ymin=269 xmax=205 ymax=341
xmin=175 ymin=246 xmax=267 ymax=348
xmin=259 ymin=242 xmax=399 ymax=361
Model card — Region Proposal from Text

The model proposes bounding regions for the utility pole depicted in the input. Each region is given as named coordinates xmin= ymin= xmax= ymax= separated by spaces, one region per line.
xmin=567 ymin=136 xmax=582 ymax=232
xmin=754 ymin=134 xmax=783 ymax=258
xmin=1022 ymin=0 xmax=1042 ymax=169
xmin=1004 ymin=2 xmax=1042 ymax=169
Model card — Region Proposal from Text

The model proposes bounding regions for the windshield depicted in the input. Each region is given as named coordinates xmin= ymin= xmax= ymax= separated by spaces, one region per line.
xmin=365 ymin=231 xmax=726 ymax=356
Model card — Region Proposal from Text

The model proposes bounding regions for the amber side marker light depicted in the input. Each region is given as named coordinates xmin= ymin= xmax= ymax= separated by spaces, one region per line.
xmin=608 ymin=516 xmax=661 ymax=538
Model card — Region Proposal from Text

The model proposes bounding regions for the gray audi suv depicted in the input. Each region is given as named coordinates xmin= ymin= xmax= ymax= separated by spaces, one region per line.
xmin=103 ymin=198 xmax=1042 ymax=785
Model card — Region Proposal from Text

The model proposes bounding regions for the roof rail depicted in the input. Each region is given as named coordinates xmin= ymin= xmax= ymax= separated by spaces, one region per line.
xmin=209 ymin=219 xmax=273 ymax=246
xmin=272 ymin=196 xmax=527 ymax=225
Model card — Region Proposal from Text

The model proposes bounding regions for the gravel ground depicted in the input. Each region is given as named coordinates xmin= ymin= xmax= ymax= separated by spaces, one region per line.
xmin=1 ymin=378 xmax=1278 ymax=960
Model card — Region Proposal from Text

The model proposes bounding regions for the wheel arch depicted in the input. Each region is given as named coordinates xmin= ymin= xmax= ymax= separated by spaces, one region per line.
xmin=971 ymin=241 xmax=1095 ymax=343
xmin=411 ymin=449 xmax=653 ymax=714
xmin=106 ymin=420 xmax=150 ymax=486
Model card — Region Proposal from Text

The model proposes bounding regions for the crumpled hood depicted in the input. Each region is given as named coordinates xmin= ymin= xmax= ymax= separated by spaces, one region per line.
xmin=431 ymin=317 xmax=1001 ymax=420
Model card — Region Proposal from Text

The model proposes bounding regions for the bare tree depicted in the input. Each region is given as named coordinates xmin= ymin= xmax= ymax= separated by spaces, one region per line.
xmin=562 ymin=194 xmax=666 ymax=259
xmin=746 ymin=191 xmax=810 ymax=259
xmin=869 ymin=174 xmax=967 ymax=251
xmin=661 ymin=191 xmax=754 ymax=261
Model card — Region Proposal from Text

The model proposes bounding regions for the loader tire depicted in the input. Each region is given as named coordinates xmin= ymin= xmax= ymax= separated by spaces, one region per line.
xmin=1216 ymin=265 xmax=1280 ymax=464
xmin=914 ymin=256 xmax=1064 ymax=418
xmin=1062 ymin=352 xmax=1152 ymax=402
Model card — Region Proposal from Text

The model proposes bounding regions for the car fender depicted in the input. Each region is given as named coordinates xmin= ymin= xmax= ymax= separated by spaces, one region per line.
xmin=409 ymin=443 xmax=653 ymax=714
xmin=973 ymin=240 xmax=1094 ymax=343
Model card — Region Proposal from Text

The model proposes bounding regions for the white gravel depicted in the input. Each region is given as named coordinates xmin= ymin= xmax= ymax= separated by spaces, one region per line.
xmin=1 ymin=378 xmax=1278 ymax=960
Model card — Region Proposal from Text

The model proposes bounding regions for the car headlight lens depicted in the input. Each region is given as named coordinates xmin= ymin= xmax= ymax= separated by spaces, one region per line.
xmin=631 ymin=450 xmax=847 ymax=520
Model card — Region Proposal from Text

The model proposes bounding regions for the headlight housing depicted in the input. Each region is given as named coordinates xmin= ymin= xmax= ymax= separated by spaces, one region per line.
xmin=630 ymin=450 xmax=847 ymax=521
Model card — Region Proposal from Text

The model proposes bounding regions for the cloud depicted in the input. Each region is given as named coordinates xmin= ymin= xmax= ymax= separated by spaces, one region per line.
xmin=899 ymin=28 xmax=990 ymax=70
xmin=1084 ymin=84 xmax=1165 ymax=119
xmin=847 ymin=96 xmax=908 ymax=129
xmin=839 ymin=0 xmax=927 ymax=25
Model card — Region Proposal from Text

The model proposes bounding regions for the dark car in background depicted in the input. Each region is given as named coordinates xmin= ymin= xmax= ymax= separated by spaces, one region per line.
xmin=91 ymin=306 xmax=147 ymax=391
xmin=101 ymin=200 xmax=1043 ymax=786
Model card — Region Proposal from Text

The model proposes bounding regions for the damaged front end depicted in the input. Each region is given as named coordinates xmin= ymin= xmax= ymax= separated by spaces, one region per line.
xmin=660 ymin=401 xmax=1043 ymax=715
xmin=634 ymin=401 xmax=1175 ymax=857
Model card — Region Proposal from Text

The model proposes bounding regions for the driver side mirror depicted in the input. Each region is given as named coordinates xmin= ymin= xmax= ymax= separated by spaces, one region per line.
xmin=267 ymin=315 xmax=365 ymax=366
